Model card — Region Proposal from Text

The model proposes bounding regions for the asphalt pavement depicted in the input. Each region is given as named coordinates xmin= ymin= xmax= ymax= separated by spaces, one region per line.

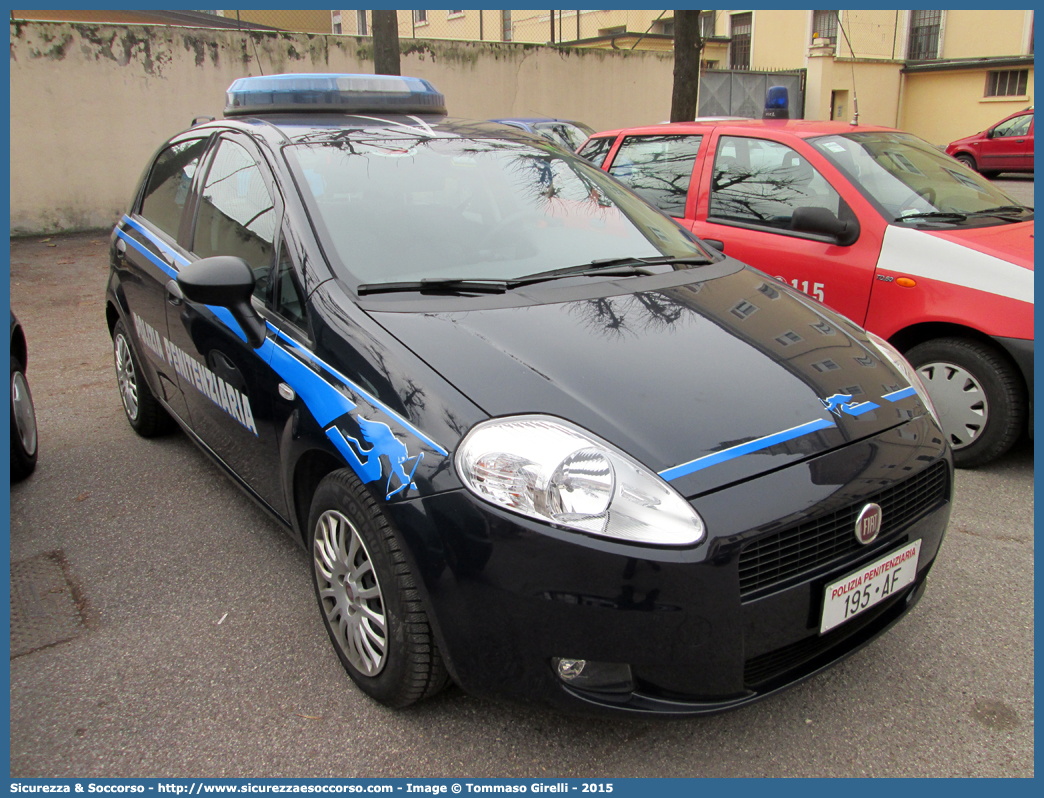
xmin=8 ymin=229 xmax=1034 ymax=778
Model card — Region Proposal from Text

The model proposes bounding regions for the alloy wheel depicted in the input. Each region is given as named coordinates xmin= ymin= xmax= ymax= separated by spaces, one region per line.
xmin=11 ymin=371 xmax=37 ymax=457
xmin=313 ymin=509 xmax=388 ymax=676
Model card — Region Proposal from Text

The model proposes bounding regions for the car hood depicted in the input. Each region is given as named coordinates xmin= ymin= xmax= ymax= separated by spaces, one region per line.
xmin=946 ymin=132 xmax=984 ymax=149
xmin=371 ymin=267 xmax=930 ymax=498
xmin=924 ymin=221 xmax=1034 ymax=270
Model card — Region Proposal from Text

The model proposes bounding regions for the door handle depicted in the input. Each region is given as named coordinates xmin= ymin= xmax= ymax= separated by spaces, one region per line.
xmin=165 ymin=279 xmax=184 ymax=306
xmin=1014 ymin=139 xmax=1025 ymax=143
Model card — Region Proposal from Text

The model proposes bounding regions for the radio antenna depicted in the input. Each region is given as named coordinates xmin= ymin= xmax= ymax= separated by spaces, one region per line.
xmin=834 ymin=11 xmax=859 ymax=125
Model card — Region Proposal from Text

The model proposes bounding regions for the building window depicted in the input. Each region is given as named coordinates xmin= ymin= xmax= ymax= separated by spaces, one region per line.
xmin=730 ymin=13 xmax=752 ymax=70
xmin=701 ymin=59 xmax=719 ymax=70
xmin=413 ymin=10 xmax=427 ymax=26
xmin=655 ymin=19 xmax=675 ymax=36
xmin=356 ymin=11 xmax=367 ymax=36
xmin=731 ymin=299 xmax=759 ymax=320
xmin=812 ymin=10 xmax=837 ymax=43
xmin=502 ymin=10 xmax=512 ymax=41
xmin=699 ymin=11 xmax=715 ymax=39
xmin=986 ymin=69 xmax=1030 ymax=97
xmin=448 ymin=10 xmax=464 ymax=18
xmin=908 ymin=9 xmax=941 ymax=60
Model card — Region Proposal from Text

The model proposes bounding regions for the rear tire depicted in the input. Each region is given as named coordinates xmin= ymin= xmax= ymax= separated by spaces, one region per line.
xmin=10 ymin=356 xmax=38 ymax=482
xmin=112 ymin=319 xmax=173 ymax=437
xmin=905 ymin=337 xmax=1025 ymax=468
xmin=955 ymin=153 xmax=1000 ymax=179
xmin=308 ymin=468 xmax=449 ymax=707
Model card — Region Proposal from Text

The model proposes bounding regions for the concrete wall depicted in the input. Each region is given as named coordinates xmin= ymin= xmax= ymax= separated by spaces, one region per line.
xmin=900 ymin=68 xmax=1036 ymax=145
xmin=805 ymin=52 xmax=903 ymax=128
xmin=942 ymin=9 xmax=1030 ymax=59
xmin=751 ymin=10 xmax=808 ymax=70
xmin=10 ymin=20 xmax=674 ymax=235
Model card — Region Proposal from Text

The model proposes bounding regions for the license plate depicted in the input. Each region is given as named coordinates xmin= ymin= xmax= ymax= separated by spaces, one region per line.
xmin=820 ymin=540 xmax=921 ymax=633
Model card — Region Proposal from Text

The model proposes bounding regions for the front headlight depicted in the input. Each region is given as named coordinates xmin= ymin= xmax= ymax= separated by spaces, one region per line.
xmin=866 ymin=332 xmax=940 ymax=427
xmin=455 ymin=415 xmax=705 ymax=546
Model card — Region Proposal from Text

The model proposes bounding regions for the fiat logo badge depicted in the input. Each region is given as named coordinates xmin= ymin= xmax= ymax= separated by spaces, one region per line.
xmin=855 ymin=503 xmax=883 ymax=545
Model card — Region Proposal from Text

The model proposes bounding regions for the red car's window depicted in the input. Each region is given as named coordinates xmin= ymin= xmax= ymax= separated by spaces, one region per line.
xmin=576 ymin=136 xmax=615 ymax=167
xmin=709 ymin=136 xmax=840 ymax=230
xmin=607 ymin=134 xmax=703 ymax=218
xmin=993 ymin=113 xmax=1032 ymax=138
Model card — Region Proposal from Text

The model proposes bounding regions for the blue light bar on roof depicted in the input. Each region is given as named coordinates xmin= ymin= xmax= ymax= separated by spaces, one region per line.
xmin=763 ymin=85 xmax=790 ymax=120
xmin=224 ymin=73 xmax=447 ymax=117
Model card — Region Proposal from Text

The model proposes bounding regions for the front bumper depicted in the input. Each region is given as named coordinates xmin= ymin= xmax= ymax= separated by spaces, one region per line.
xmin=388 ymin=416 xmax=952 ymax=716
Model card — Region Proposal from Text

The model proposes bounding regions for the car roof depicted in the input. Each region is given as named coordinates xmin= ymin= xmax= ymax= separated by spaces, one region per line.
xmin=185 ymin=114 xmax=544 ymax=148
xmin=591 ymin=118 xmax=899 ymax=140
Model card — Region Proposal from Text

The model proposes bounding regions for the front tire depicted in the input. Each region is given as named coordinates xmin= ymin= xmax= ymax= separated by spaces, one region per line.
xmin=112 ymin=319 xmax=173 ymax=437
xmin=10 ymin=356 xmax=38 ymax=481
xmin=905 ymin=337 xmax=1026 ymax=468
xmin=308 ymin=469 xmax=449 ymax=707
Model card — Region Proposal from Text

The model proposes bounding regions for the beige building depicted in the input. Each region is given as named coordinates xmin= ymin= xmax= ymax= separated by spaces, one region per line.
xmin=333 ymin=9 xmax=1034 ymax=145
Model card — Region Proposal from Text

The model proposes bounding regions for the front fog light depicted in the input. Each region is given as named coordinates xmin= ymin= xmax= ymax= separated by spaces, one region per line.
xmin=552 ymin=657 xmax=634 ymax=694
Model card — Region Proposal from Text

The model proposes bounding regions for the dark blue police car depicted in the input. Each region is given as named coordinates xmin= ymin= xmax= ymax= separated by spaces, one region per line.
xmin=105 ymin=74 xmax=952 ymax=715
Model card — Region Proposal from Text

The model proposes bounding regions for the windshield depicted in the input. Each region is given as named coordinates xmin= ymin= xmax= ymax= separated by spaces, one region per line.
xmin=809 ymin=132 xmax=1030 ymax=224
xmin=286 ymin=136 xmax=706 ymax=286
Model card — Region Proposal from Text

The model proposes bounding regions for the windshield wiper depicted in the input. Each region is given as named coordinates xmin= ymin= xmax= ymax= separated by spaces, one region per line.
xmin=895 ymin=211 xmax=968 ymax=223
xmin=357 ymin=255 xmax=712 ymax=296
xmin=521 ymin=255 xmax=712 ymax=282
xmin=896 ymin=205 xmax=1033 ymax=224
xmin=964 ymin=205 xmax=1033 ymax=218
xmin=358 ymin=278 xmax=510 ymax=296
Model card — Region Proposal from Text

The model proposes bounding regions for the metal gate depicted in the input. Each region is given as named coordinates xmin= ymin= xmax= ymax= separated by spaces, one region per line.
xmin=699 ymin=69 xmax=805 ymax=119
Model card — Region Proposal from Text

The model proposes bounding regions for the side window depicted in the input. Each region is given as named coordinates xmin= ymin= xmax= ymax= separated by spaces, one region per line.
xmin=709 ymin=136 xmax=841 ymax=231
xmin=274 ymin=239 xmax=307 ymax=329
xmin=139 ymin=139 xmax=207 ymax=240
xmin=576 ymin=136 xmax=615 ymax=167
xmin=608 ymin=135 xmax=702 ymax=218
xmin=995 ymin=114 xmax=1032 ymax=137
xmin=193 ymin=140 xmax=278 ymax=302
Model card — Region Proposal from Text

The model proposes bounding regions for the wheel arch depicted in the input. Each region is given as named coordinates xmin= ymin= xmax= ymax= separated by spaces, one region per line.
xmin=893 ymin=322 xmax=1003 ymax=357
xmin=890 ymin=321 xmax=1027 ymax=393
xmin=291 ymin=448 xmax=346 ymax=547
xmin=105 ymin=301 xmax=121 ymax=339
xmin=10 ymin=324 xmax=27 ymax=369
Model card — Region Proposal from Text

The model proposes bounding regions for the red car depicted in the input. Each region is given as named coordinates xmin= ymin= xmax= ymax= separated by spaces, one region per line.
xmin=946 ymin=107 xmax=1034 ymax=178
xmin=580 ymin=118 xmax=1033 ymax=467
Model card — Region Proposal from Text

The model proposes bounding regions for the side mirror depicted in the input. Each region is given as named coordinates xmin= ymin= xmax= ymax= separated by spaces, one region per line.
xmin=986 ymin=127 xmax=996 ymax=139
xmin=176 ymin=256 xmax=267 ymax=349
xmin=791 ymin=206 xmax=859 ymax=246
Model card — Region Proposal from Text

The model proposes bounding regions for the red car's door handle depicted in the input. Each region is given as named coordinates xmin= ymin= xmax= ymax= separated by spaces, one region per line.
xmin=1015 ymin=139 xmax=1025 ymax=143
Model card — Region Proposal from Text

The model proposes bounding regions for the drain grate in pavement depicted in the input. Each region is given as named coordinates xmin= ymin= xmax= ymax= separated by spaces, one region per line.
xmin=10 ymin=550 xmax=86 ymax=658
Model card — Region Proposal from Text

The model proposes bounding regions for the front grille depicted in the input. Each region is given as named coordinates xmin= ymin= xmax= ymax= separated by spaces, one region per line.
xmin=738 ymin=461 xmax=948 ymax=598
xmin=743 ymin=590 xmax=906 ymax=687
